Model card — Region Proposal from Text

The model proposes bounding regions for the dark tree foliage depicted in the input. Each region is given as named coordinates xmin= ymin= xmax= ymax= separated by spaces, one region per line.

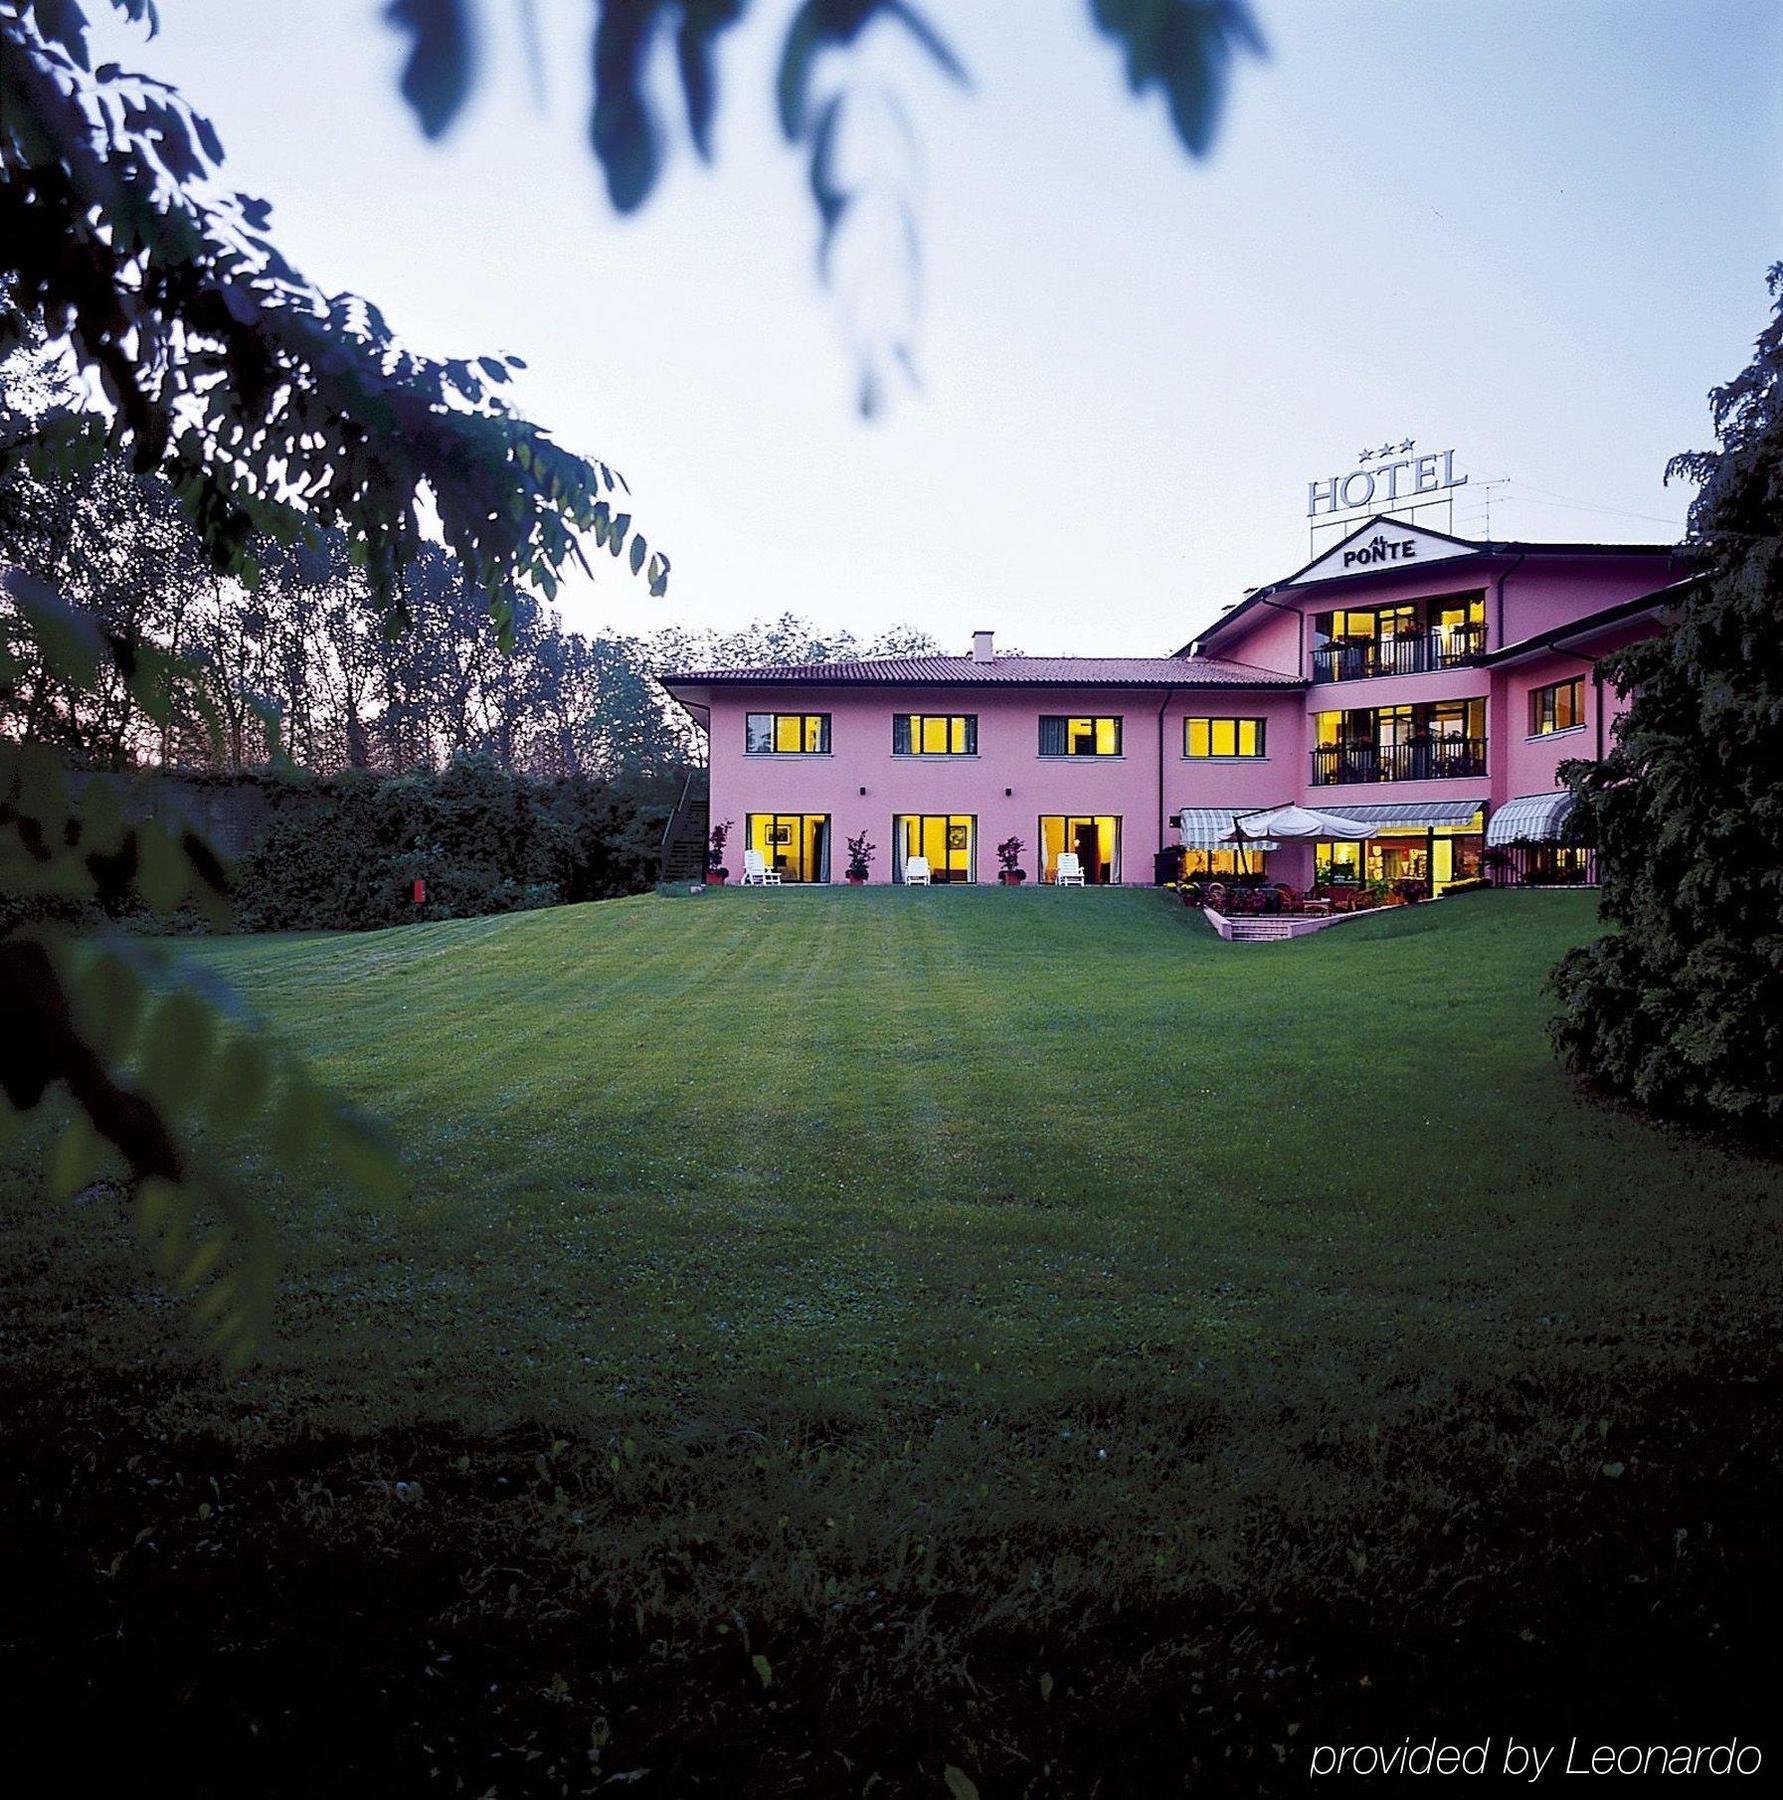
xmin=0 ymin=0 xmax=653 ymax=1361
xmin=0 ymin=0 xmax=666 ymax=617
xmin=234 ymin=754 xmax=675 ymax=932
xmin=383 ymin=0 xmax=1266 ymax=413
xmin=1551 ymin=266 xmax=1783 ymax=1130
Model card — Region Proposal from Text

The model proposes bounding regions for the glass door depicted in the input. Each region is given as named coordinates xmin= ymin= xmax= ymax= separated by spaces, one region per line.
xmin=892 ymin=815 xmax=975 ymax=882
xmin=1038 ymin=816 xmax=1120 ymax=883
xmin=746 ymin=814 xmax=830 ymax=882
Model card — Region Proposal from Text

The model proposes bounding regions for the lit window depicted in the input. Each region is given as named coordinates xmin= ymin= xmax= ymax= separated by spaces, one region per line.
xmin=1038 ymin=815 xmax=1120 ymax=881
xmin=893 ymin=714 xmax=977 ymax=756
xmin=1528 ymin=678 xmax=1585 ymax=736
xmin=1185 ymin=717 xmax=1265 ymax=759
xmin=746 ymin=712 xmax=831 ymax=754
xmin=1040 ymin=716 xmax=1122 ymax=757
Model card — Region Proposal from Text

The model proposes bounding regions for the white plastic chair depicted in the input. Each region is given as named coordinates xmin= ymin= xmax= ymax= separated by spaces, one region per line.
xmin=904 ymin=855 xmax=932 ymax=886
xmin=1055 ymin=852 xmax=1086 ymax=887
xmin=741 ymin=848 xmax=782 ymax=886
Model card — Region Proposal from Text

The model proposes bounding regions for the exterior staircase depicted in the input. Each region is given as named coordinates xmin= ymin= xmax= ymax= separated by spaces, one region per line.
xmin=659 ymin=769 xmax=710 ymax=883
xmin=1206 ymin=903 xmax=1395 ymax=943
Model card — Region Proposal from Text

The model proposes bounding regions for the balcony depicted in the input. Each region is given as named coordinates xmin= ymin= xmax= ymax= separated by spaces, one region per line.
xmin=1310 ymin=624 xmax=1487 ymax=683
xmin=1311 ymin=738 xmax=1488 ymax=786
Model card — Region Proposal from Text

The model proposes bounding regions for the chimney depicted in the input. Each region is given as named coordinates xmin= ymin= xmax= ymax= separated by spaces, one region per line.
xmin=971 ymin=629 xmax=994 ymax=664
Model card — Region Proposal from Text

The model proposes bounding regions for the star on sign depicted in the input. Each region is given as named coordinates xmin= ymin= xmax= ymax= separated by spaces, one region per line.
xmin=1358 ymin=447 xmax=1375 ymax=463
xmin=1376 ymin=441 xmax=1396 ymax=459
xmin=1399 ymin=438 xmax=1415 ymax=453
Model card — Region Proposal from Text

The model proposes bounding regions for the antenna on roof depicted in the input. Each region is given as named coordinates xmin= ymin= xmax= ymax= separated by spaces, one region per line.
xmin=1305 ymin=439 xmax=1471 ymax=555
xmin=1457 ymin=477 xmax=1510 ymax=540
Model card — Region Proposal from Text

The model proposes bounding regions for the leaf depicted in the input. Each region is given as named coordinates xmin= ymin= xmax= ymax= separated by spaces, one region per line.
xmin=385 ymin=0 xmax=476 ymax=139
xmin=207 ymin=1035 xmax=272 ymax=1136
xmin=329 ymin=1106 xmax=406 ymax=1204
xmin=1088 ymin=0 xmax=1267 ymax=159
xmin=750 ymin=1652 xmax=773 ymax=1689
xmin=590 ymin=1 xmax=666 ymax=212
xmin=176 ymin=1233 xmax=228 ymax=1293
xmin=139 ymin=987 xmax=217 ymax=1118
xmin=135 ymin=821 xmax=188 ymax=912
xmin=72 ymin=948 xmax=147 ymax=1066
xmin=0 ymin=569 xmax=105 ymax=690
xmin=137 ymin=1175 xmax=180 ymax=1239
xmin=943 ymin=1765 xmax=980 ymax=1800
xmin=777 ymin=0 xmax=967 ymax=137
xmin=272 ymin=1072 xmax=326 ymax=1170
xmin=629 ymin=533 xmax=647 ymax=576
xmin=28 ymin=0 xmax=91 ymax=67
xmin=50 ymin=1115 xmax=108 ymax=1202
xmin=675 ymin=3 xmax=747 ymax=160
xmin=1039 ymin=1671 xmax=1053 ymax=1701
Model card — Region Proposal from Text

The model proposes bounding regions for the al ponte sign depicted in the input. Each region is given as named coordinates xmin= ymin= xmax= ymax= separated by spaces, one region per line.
xmin=1308 ymin=439 xmax=1468 ymax=518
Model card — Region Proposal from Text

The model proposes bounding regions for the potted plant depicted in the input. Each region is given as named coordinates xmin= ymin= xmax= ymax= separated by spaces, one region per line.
xmin=1393 ymin=875 xmax=1429 ymax=905
xmin=706 ymin=819 xmax=733 ymax=886
xmin=844 ymin=828 xmax=876 ymax=885
xmin=996 ymin=835 xmax=1027 ymax=885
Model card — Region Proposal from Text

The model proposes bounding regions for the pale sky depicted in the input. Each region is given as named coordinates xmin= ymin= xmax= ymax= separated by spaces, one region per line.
xmin=90 ymin=0 xmax=1783 ymax=654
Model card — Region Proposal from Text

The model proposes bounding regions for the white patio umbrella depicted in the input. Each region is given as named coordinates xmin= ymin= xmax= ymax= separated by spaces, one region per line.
xmin=1227 ymin=804 xmax=1379 ymax=843
xmin=1223 ymin=804 xmax=1378 ymax=891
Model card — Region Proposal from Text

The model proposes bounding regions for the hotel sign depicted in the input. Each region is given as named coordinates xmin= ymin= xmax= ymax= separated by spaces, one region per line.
xmin=1308 ymin=440 xmax=1467 ymax=518
xmin=1340 ymin=532 xmax=1420 ymax=569
xmin=1294 ymin=518 xmax=1477 ymax=584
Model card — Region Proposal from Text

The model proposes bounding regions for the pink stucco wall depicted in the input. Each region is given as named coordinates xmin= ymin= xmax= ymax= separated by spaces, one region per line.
xmin=1498 ymin=559 xmax=1681 ymax=644
xmin=1209 ymin=548 xmax=1680 ymax=665
xmin=691 ymin=545 xmax=1682 ymax=883
xmin=1497 ymin=624 xmax=1648 ymax=798
xmin=709 ymin=684 xmax=1312 ymax=882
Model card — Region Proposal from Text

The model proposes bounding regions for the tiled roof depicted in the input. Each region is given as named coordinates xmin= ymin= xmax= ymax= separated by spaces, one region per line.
xmin=660 ymin=654 xmax=1302 ymax=689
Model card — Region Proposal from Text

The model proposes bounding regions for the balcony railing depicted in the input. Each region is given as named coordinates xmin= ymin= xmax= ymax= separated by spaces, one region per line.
xmin=1311 ymin=625 xmax=1487 ymax=682
xmin=1311 ymin=738 xmax=1488 ymax=786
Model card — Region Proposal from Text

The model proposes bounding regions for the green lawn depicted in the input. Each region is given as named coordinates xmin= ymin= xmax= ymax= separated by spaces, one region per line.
xmin=6 ymin=887 xmax=1782 ymax=1793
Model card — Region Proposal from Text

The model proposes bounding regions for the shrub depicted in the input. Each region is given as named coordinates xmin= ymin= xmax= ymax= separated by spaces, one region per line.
xmin=235 ymin=754 xmax=672 ymax=930
xmin=1551 ymin=266 xmax=1783 ymax=1129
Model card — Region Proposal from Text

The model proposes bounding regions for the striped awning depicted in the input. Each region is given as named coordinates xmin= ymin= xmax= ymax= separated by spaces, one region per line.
xmin=1487 ymin=791 xmax=1577 ymax=846
xmin=1179 ymin=808 xmax=1279 ymax=852
xmin=1328 ymin=799 xmax=1486 ymax=829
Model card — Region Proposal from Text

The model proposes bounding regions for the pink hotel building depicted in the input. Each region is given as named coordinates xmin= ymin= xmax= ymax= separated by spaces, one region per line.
xmin=659 ymin=515 xmax=1698 ymax=892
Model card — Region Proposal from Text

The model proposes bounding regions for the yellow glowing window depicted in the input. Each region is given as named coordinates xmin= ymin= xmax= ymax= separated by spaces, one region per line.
xmin=1185 ymin=717 xmax=1265 ymax=759
xmin=1529 ymin=677 xmax=1584 ymax=736
xmin=893 ymin=814 xmax=975 ymax=880
xmin=1181 ymin=848 xmax=1264 ymax=877
xmin=747 ymin=712 xmax=830 ymax=755
xmin=746 ymin=814 xmax=831 ymax=882
xmin=1038 ymin=815 xmax=1120 ymax=882
xmin=1040 ymin=716 xmax=1121 ymax=756
xmin=1436 ymin=595 xmax=1486 ymax=633
xmin=894 ymin=714 xmax=976 ymax=755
